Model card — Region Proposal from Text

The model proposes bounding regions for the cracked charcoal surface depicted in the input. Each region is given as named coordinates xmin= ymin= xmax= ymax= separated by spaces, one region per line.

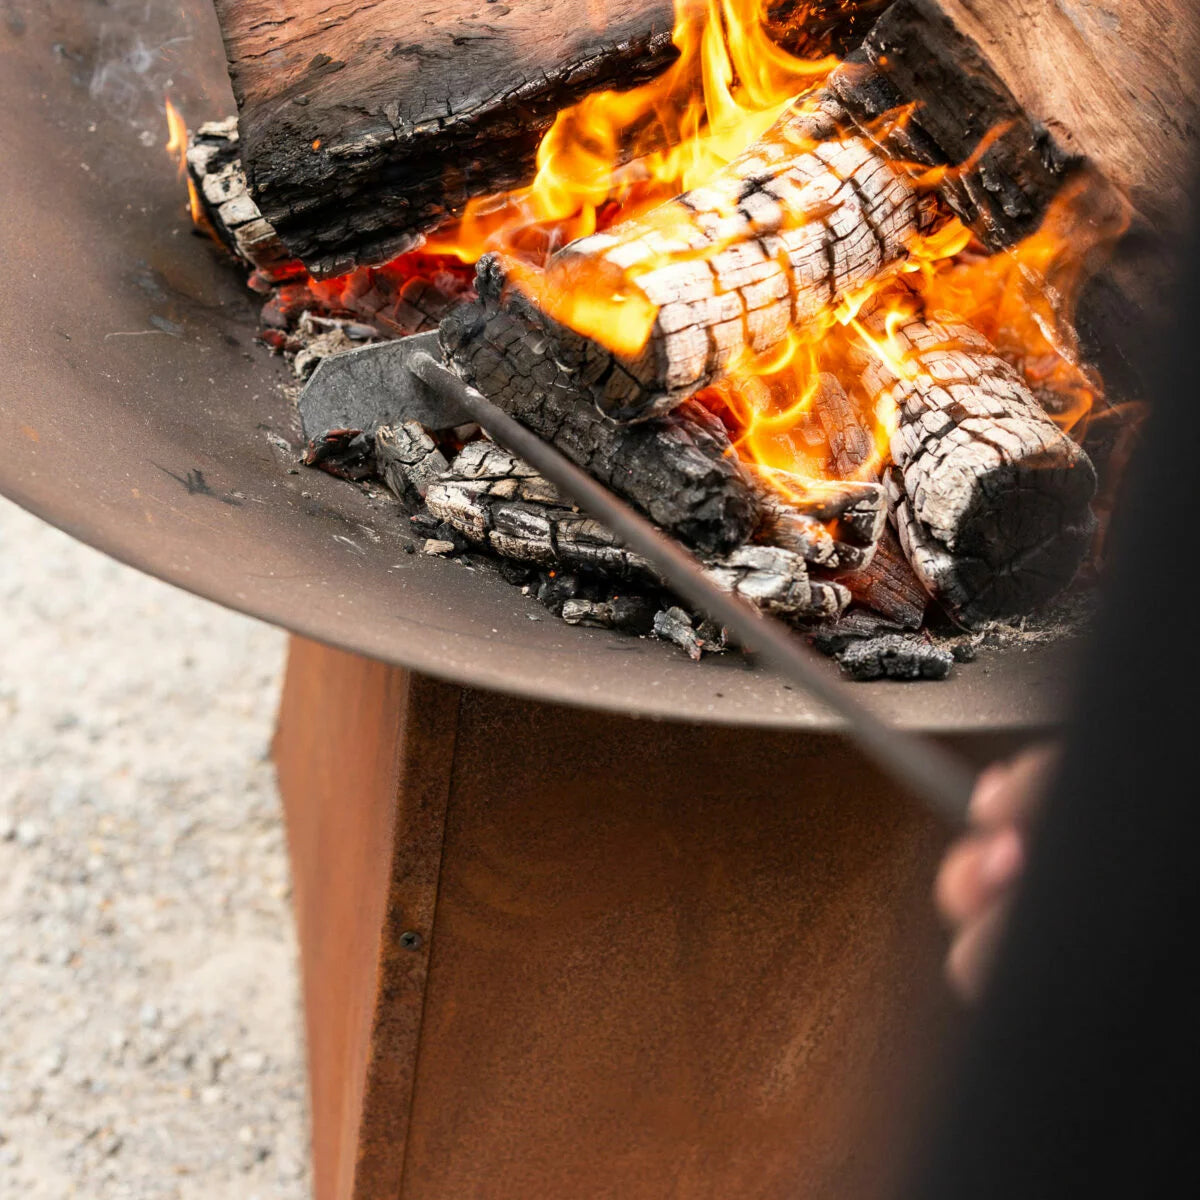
xmin=424 ymin=445 xmax=850 ymax=623
xmin=0 ymin=498 xmax=308 ymax=1199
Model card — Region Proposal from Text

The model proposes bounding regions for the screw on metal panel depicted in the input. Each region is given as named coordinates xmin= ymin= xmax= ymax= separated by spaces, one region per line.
xmin=399 ymin=931 xmax=423 ymax=951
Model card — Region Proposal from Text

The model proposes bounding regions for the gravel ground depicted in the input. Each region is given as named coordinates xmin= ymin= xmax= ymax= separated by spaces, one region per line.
xmin=0 ymin=498 xmax=311 ymax=1199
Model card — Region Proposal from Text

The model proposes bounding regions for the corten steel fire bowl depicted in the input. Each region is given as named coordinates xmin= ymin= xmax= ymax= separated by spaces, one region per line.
xmin=0 ymin=0 xmax=1082 ymax=732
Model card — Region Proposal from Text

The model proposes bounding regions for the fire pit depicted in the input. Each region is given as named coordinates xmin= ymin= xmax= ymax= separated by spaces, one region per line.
xmin=3 ymin=2 xmax=1189 ymax=1200
xmin=2 ymin=0 xmax=1136 ymax=726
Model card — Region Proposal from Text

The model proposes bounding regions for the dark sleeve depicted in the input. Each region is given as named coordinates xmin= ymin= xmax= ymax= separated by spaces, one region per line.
xmin=901 ymin=224 xmax=1200 ymax=1196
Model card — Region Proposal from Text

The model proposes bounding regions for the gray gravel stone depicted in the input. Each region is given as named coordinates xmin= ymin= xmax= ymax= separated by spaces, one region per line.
xmin=0 ymin=498 xmax=310 ymax=1199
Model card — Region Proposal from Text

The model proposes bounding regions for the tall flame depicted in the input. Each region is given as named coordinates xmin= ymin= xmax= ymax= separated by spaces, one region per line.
xmin=164 ymin=97 xmax=188 ymax=178
xmin=165 ymin=96 xmax=207 ymax=227
xmin=427 ymin=0 xmax=838 ymax=264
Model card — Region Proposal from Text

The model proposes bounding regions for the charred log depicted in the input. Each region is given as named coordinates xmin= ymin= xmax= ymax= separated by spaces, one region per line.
xmin=211 ymin=1 xmax=877 ymax=275
xmin=861 ymin=315 xmax=1097 ymax=624
xmin=426 ymin=443 xmax=849 ymax=622
xmin=186 ymin=119 xmax=300 ymax=281
xmin=837 ymin=633 xmax=953 ymax=681
xmin=761 ymin=476 xmax=887 ymax=573
xmin=827 ymin=0 xmax=1074 ymax=251
xmin=374 ymin=421 xmax=449 ymax=509
xmin=838 ymin=529 xmax=929 ymax=629
xmin=440 ymin=296 xmax=763 ymax=556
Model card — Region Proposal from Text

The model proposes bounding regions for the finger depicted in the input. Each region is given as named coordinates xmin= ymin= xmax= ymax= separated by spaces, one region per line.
xmin=946 ymin=901 xmax=1012 ymax=1003
xmin=969 ymin=743 xmax=1060 ymax=829
xmin=935 ymin=827 xmax=1024 ymax=926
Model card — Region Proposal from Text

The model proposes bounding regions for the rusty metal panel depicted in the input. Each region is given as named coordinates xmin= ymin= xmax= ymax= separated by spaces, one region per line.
xmin=398 ymin=687 xmax=964 ymax=1200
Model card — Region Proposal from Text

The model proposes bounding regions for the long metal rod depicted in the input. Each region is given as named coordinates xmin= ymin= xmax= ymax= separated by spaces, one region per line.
xmin=412 ymin=352 xmax=977 ymax=826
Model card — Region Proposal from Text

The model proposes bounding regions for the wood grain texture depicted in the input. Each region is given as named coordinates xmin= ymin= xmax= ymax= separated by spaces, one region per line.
xmin=272 ymin=638 xmax=460 ymax=1200
xmin=934 ymin=0 xmax=1199 ymax=241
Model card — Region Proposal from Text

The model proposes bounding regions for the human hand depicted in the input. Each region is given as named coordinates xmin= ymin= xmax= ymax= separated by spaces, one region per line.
xmin=935 ymin=745 xmax=1059 ymax=1001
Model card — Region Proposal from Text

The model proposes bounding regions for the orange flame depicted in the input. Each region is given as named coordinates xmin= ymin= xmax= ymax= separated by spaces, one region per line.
xmin=423 ymin=0 xmax=1122 ymax=498
xmin=165 ymin=96 xmax=208 ymax=228
xmin=164 ymin=97 xmax=188 ymax=178
xmin=427 ymin=0 xmax=837 ymax=265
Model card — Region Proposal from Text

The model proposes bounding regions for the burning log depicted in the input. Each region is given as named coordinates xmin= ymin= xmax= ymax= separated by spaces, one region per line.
xmin=762 ymin=477 xmax=887 ymax=573
xmin=861 ymin=315 xmax=1097 ymax=625
xmin=440 ymin=294 xmax=763 ymax=557
xmin=425 ymin=443 xmax=849 ymax=621
xmin=187 ymin=121 xmax=470 ymax=341
xmin=830 ymin=0 xmax=1197 ymax=259
xmin=210 ymin=0 xmax=683 ymax=274
xmin=468 ymin=106 xmax=934 ymax=422
xmin=838 ymin=531 xmax=929 ymax=630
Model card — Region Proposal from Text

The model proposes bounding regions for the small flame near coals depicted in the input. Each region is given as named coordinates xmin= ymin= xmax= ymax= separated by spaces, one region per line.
xmin=164 ymin=96 xmax=206 ymax=228
xmin=164 ymin=97 xmax=188 ymax=176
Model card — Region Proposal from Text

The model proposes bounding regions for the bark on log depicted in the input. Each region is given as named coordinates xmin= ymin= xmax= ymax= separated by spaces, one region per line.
xmin=440 ymin=290 xmax=763 ymax=557
xmin=477 ymin=105 xmax=933 ymax=422
xmin=860 ymin=314 xmax=1097 ymax=624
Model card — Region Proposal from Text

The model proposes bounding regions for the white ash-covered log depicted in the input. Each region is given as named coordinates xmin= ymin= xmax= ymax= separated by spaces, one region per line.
xmin=455 ymin=101 xmax=935 ymax=423
xmin=423 ymin=443 xmax=851 ymax=622
xmin=860 ymin=314 xmax=1097 ymax=624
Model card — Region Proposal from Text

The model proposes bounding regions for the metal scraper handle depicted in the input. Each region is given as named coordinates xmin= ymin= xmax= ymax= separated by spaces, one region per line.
xmin=410 ymin=351 xmax=977 ymax=826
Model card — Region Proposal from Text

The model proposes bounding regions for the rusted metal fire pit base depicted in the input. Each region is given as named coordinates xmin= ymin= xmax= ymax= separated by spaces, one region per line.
xmin=272 ymin=636 xmax=1013 ymax=1200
